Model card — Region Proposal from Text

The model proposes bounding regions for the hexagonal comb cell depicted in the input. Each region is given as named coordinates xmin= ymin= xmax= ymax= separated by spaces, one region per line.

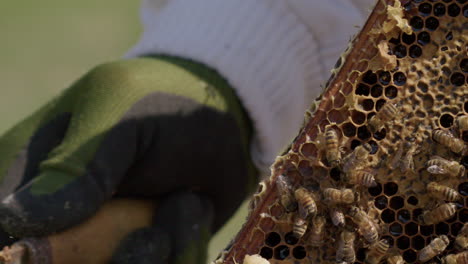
xmin=214 ymin=1 xmax=468 ymax=263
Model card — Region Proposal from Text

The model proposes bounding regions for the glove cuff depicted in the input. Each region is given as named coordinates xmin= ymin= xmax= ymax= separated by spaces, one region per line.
xmin=125 ymin=0 xmax=321 ymax=174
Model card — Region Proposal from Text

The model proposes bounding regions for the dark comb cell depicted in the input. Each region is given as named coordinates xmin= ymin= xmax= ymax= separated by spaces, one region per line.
xmin=292 ymin=246 xmax=306 ymax=259
xmin=350 ymin=139 xmax=361 ymax=150
xmin=363 ymin=71 xmax=378 ymax=84
xmin=417 ymin=31 xmax=431 ymax=45
xmin=397 ymin=236 xmax=410 ymax=250
xmin=265 ymin=232 xmax=281 ymax=247
xmin=410 ymin=16 xmax=424 ymax=30
xmin=409 ymin=45 xmax=422 ymax=58
xmin=393 ymin=72 xmax=407 ymax=86
xmin=419 ymin=3 xmax=432 ymax=15
xmin=351 ymin=110 xmax=366 ymax=125
xmin=368 ymin=183 xmax=382 ymax=196
xmin=460 ymin=208 xmax=468 ymax=222
xmin=459 ymin=182 xmax=468 ymax=196
xmin=373 ymin=128 xmax=387 ymax=141
xmin=420 ymin=225 xmax=434 ymax=236
xmin=260 ymin=247 xmax=273 ymax=259
xmin=390 ymin=196 xmax=405 ymax=210
xmin=376 ymin=99 xmax=386 ymax=112
xmin=402 ymin=33 xmax=417 ymax=45
xmin=412 ymin=208 xmax=423 ymax=221
xmin=368 ymin=140 xmax=379 ymax=154
xmin=390 ymin=223 xmax=403 ymax=236
xmin=361 ymin=99 xmax=374 ymax=111
xmin=445 ymin=31 xmax=453 ymax=40
xmin=448 ymin=3 xmax=461 ymax=16
xmin=461 ymin=58 xmax=468 ymax=72
xmin=425 ymin=17 xmax=439 ymax=30
xmin=451 ymin=222 xmax=463 ymax=236
xmin=371 ymin=85 xmax=383 ymax=98
xmin=436 ymin=222 xmax=449 ymax=235
xmin=357 ymin=126 xmax=371 ymax=140
xmin=382 ymin=209 xmax=396 ymax=223
xmin=385 ymin=86 xmax=398 ymax=99
xmin=375 ymin=196 xmax=388 ymax=209
xmin=450 ymin=72 xmax=465 ymax=86
xmin=433 ymin=3 xmax=446 ymax=16
xmin=342 ymin=122 xmax=357 ymax=137
xmin=329 ymin=168 xmax=341 ymax=182
xmin=440 ymin=113 xmax=454 ymax=127
xmin=274 ymin=245 xmax=289 ymax=260
xmin=461 ymin=156 xmax=468 ymax=169
xmin=379 ymin=71 xmax=392 ymax=85
xmin=285 ymin=232 xmax=299 ymax=245
xmin=403 ymin=249 xmax=417 ymax=263
xmin=356 ymin=83 xmax=370 ymax=96
xmin=412 ymin=236 xmax=426 ymax=250
xmin=407 ymin=196 xmax=418 ymax=205
xmin=382 ymin=235 xmax=395 ymax=247
xmin=393 ymin=44 xmax=407 ymax=58
xmin=384 ymin=182 xmax=399 ymax=196
xmin=356 ymin=248 xmax=367 ymax=262
xmin=398 ymin=209 xmax=411 ymax=223
xmin=405 ymin=222 xmax=419 ymax=236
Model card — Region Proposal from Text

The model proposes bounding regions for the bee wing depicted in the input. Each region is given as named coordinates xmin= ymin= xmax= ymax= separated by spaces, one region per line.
xmin=429 ymin=155 xmax=446 ymax=161
xmin=276 ymin=175 xmax=292 ymax=192
xmin=389 ymin=147 xmax=404 ymax=170
xmin=401 ymin=152 xmax=414 ymax=172
xmin=427 ymin=165 xmax=447 ymax=174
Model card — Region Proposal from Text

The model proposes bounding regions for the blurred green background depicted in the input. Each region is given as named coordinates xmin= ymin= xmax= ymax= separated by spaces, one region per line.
xmin=0 ymin=0 xmax=247 ymax=261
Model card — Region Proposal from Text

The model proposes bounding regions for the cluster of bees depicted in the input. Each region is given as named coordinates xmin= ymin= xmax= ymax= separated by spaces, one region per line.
xmin=275 ymin=109 xmax=468 ymax=264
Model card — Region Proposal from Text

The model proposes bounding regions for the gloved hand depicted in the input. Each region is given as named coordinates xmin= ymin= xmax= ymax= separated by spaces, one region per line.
xmin=0 ymin=55 xmax=257 ymax=263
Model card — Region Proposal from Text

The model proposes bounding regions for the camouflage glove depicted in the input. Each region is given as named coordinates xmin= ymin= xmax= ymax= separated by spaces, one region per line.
xmin=0 ymin=55 xmax=257 ymax=262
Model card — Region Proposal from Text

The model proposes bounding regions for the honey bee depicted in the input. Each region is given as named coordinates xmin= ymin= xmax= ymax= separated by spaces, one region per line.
xmin=294 ymin=187 xmax=317 ymax=219
xmin=323 ymin=188 xmax=355 ymax=204
xmin=349 ymin=207 xmax=379 ymax=243
xmin=276 ymin=175 xmax=297 ymax=212
xmin=336 ymin=229 xmax=356 ymax=263
xmin=455 ymin=223 xmax=468 ymax=250
xmin=292 ymin=216 xmax=308 ymax=239
xmin=330 ymin=208 xmax=346 ymax=227
xmin=427 ymin=182 xmax=462 ymax=202
xmin=457 ymin=115 xmax=468 ymax=131
xmin=401 ymin=143 xmax=419 ymax=173
xmin=426 ymin=156 xmax=465 ymax=178
xmin=309 ymin=216 xmax=326 ymax=247
xmin=419 ymin=235 xmax=450 ymax=263
xmin=365 ymin=239 xmax=389 ymax=264
xmin=369 ymin=102 xmax=398 ymax=132
xmin=342 ymin=143 xmax=372 ymax=173
xmin=387 ymin=253 xmax=405 ymax=264
xmin=441 ymin=251 xmax=468 ymax=264
xmin=432 ymin=129 xmax=466 ymax=154
xmin=344 ymin=170 xmax=377 ymax=187
xmin=419 ymin=203 xmax=458 ymax=225
xmin=325 ymin=126 xmax=341 ymax=167
xmin=389 ymin=144 xmax=405 ymax=170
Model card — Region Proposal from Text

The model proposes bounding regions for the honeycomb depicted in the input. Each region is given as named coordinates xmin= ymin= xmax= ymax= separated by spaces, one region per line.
xmin=213 ymin=0 xmax=467 ymax=263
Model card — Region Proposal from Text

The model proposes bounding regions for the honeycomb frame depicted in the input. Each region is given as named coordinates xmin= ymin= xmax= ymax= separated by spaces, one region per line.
xmin=214 ymin=0 xmax=467 ymax=263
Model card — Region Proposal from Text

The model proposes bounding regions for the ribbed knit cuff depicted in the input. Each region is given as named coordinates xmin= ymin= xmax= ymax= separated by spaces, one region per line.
xmin=125 ymin=0 xmax=373 ymax=174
